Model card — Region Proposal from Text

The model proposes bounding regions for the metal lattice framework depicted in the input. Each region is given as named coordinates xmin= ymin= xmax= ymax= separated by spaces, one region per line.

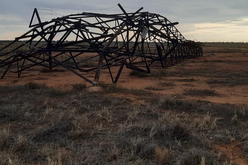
xmin=0 ymin=4 xmax=203 ymax=85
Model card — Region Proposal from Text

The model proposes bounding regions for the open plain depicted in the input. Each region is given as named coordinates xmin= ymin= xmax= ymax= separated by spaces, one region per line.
xmin=0 ymin=42 xmax=248 ymax=164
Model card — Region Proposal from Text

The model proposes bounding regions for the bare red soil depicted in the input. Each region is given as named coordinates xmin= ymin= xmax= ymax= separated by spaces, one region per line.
xmin=1 ymin=52 xmax=248 ymax=107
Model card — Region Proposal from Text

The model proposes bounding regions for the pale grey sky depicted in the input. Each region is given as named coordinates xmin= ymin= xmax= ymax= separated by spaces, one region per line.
xmin=0 ymin=0 xmax=248 ymax=42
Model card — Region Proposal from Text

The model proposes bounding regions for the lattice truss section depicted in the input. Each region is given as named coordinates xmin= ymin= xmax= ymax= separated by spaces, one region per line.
xmin=0 ymin=4 xmax=203 ymax=85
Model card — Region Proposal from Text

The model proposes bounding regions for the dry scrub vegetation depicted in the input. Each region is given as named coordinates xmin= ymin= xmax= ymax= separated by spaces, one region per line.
xmin=1 ymin=82 xmax=248 ymax=165
xmin=1 ymin=42 xmax=248 ymax=164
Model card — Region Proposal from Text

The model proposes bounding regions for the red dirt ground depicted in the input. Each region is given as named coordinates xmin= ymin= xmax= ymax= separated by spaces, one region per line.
xmin=1 ymin=52 xmax=247 ymax=107
xmin=215 ymin=141 xmax=248 ymax=165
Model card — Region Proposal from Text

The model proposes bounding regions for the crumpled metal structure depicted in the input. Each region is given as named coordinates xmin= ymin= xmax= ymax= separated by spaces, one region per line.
xmin=0 ymin=4 xmax=203 ymax=85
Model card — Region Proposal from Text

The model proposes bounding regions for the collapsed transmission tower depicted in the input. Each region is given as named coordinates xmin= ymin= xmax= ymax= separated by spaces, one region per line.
xmin=0 ymin=4 xmax=203 ymax=85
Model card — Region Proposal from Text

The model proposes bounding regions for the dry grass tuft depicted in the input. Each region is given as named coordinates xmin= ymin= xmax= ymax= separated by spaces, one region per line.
xmin=71 ymin=83 xmax=86 ymax=91
xmin=176 ymin=147 xmax=220 ymax=165
xmin=195 ymin=112 xmax=217 ymax=130
xmin=0 ymin=127 xmax=11 ymax=150
xmin=0 ymin=81 xmax=245 ymax=164
xmin=154 ymin=147 xmax=170 ymax=164
xmin=24 ymin=82 xmax=48 ymax=90
xmin=183 ymin=89 xmax=219 ymax=97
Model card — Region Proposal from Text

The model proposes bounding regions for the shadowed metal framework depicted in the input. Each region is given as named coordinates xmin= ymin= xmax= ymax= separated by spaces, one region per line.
xmin=0 ymin=4 xmax=203 ymax=85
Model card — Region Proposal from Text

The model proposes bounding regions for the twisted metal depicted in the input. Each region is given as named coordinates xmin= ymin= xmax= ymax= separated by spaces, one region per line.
xmin=0 ymin=4 xmax=203 ymax=85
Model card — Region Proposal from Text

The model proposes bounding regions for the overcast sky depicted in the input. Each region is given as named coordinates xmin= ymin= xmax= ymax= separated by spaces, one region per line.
xmin=0 ymin=0 xmax=248 ymax=42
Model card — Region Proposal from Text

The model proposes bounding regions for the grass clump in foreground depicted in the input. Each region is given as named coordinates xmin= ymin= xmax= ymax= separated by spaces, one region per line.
xmin=0 ymin=82 xmax=245 ymax=164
